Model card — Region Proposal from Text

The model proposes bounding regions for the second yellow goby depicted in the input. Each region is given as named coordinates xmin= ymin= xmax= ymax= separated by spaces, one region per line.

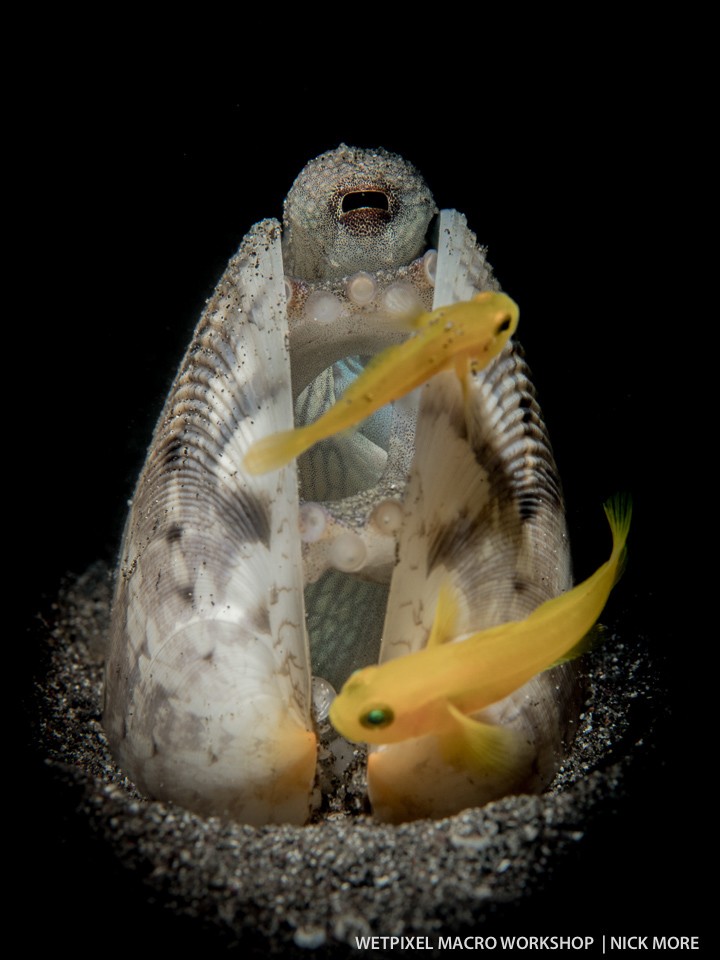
xmin=329 ymin=496 xmax=632 ymax=773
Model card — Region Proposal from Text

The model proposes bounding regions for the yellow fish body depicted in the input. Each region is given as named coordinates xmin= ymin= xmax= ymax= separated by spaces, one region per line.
xmin=329 ymin=495 xmax=631 ymax=771
xmin=244 ymin=291 xmax=519 ymax=475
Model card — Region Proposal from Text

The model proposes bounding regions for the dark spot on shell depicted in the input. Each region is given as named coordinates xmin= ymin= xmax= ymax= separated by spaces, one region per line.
xmin=447 ymin=402 xmax=468 ymax=440
xmin=238 ymin=490 xmax=272 ymax=547
xmin=177 ymin=585 xmax=195 ymax=605
xmin=427 ymin=512 xmax=479 ymax=573
xmin=162 ymin=439 xmax=184 ymax=465
xmin=250 ymin=605 xmax=271 ymax=634
xmin=518 ymin=497 xmax=539 ymax=521
xmin=514 ymin=578 xmax=529 ymax=593
xmin=141 ymin=682 xmax=173 ymax=726
xmin=202 ymin=649 xmax=215 ymax=662
xmin=166 ymin=524 xmax=184 ymax=543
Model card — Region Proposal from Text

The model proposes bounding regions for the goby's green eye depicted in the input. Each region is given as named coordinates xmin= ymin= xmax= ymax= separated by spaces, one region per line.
xmin=360 ymin=706 xmax=394 ymax=729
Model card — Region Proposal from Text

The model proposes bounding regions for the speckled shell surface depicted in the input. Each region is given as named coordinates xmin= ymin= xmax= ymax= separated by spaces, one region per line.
xmin=104 ymin=222 xmax=316 ymax=825
xmin=367 ymin=213 xmax=576 ymax=822
xmin=368 ymin=364 xmax=576 ymax=821
xmin=104 ymin=145 xmax=577 ymax=826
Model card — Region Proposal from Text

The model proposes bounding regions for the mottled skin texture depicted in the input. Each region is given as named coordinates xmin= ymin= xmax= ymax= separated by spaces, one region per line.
xmin=282 ymin=145 xmax=436 ymax=281
xmin=104 ymin=145 xmax=577 ymax=826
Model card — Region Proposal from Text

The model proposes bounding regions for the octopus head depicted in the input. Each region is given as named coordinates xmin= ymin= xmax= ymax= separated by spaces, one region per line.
xmin=282 ymin=144 xmax=437 ymax=281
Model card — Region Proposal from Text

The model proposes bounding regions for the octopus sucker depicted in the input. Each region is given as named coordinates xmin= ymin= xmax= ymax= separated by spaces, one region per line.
xmin=104 ymin=144 xmax=583 ymax=826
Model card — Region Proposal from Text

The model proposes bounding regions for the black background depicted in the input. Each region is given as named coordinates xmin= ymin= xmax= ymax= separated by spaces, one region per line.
xmin=18 ymin=73 xmax=705 ymax=949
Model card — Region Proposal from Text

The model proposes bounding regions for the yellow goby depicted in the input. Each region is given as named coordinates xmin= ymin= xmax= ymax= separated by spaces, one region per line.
xmin=329 ymin=496 xmax=632 ymax=769
xmin=244 ymin=291 xmax=519 ymax=475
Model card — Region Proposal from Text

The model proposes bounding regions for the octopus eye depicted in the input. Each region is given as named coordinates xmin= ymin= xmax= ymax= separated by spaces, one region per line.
xmin=341 ymin=190 xmax=390 ymax=213
xmin=496 ymin=315 xmax=512 ymax=333
xmin=360 ymin=706 xmax=395 ymax=729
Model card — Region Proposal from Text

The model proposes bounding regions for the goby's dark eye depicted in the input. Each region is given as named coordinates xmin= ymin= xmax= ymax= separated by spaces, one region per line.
xmin=360 ymin=706 xmax=395 ymax=729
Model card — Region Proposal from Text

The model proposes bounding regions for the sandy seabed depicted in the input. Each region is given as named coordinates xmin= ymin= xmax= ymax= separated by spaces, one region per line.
xmin=25 ymin=561 xmax=663 ymax=956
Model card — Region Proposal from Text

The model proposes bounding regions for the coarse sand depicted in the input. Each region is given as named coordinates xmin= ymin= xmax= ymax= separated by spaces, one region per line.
xmin=21 ymin=561 xmax=672 ymax=957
